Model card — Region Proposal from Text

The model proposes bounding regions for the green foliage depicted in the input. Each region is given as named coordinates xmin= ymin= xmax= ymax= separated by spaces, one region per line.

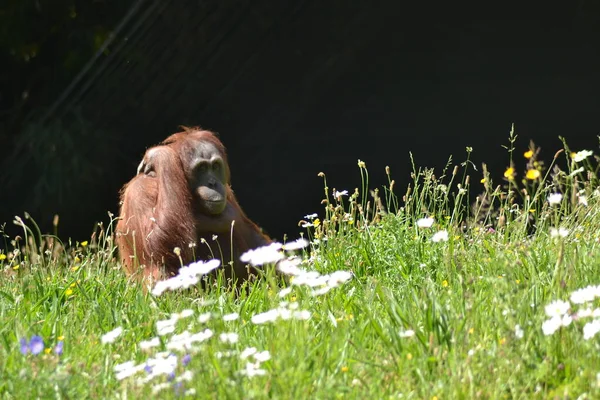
xmin=1 ymin=133 xmax=600 ymax=398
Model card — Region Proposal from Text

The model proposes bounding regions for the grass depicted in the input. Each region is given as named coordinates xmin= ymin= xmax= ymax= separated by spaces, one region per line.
xmin=1 ymin=130 xmax=600 ymax=399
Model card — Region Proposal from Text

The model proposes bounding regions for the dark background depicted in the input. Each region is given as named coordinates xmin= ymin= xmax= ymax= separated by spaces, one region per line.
xmin=1 ymin=0 xmax=599 ymax=243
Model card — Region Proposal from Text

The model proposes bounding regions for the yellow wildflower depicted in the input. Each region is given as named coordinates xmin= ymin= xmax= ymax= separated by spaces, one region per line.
xmin=525 ymin=169 xmax=540 ymax=180
xmin=480 ymin=178 xmax=486 ymax=183
xmin=499 ymin=337 xmax=507 ymax=345
xmin=442 ymin=280 xmax=448 ymax=287
xmin=12 ymin=264 xmax=19 ymax=271
xmin=81 ymin=241 xmax=88 ymax=247
xmin=65 ymin=289 xmax=73 ymax=296
xmin=468 ymin=328 xmax=474 ymax=334
xmin=524 ymin=150 xmax=534 ymax=159
xmin=44 ymin=348 xmax=52 ymax=354
xmin=504 ymin=167 xmax=515 ymax=180
xmin=58 ymin=336 xmax=64 ymax=341
xmin=313 ymin=218 xmax=320 ymax=227
xmin=0 ymin=254 xmax=6 ymax=261
xmin=341 ymin=366 xmax=349 ymax=372
xmin=71 ymin=266 xmax=79 ymax=272
xmin=406 ymin=353 xmax=413 ymax=360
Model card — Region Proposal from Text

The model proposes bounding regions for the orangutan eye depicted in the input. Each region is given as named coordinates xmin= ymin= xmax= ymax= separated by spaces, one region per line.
xmin=194 ymin=162 xmax=208 ymax=174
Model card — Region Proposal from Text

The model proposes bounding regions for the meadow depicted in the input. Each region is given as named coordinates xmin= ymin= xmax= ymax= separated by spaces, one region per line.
xmin=1 ymin=130 xmax=600 ymax=399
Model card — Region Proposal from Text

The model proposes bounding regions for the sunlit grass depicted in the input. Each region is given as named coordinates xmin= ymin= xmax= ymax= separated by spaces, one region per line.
xmin=1 ymin=129 xmax=600 ymax=399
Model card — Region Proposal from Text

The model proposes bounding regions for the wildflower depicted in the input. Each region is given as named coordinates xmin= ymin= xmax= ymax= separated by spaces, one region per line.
xmin=278 ymin=287 xmax=293 ymax=297
xmin=570 ymin=285 xmax=600 ymax=304
xmin=240 ymin=347 xmax=257 ymax=359
xmin=334 ymin=190 xmax=349 ymax=200
xmin=114 ymin=361 xmax=147 ymax=380
xmin=253 ymin=351 xmax=271 ymax=362
xmin=304 ymin=213 xmax=318 ymax=220
xmin=152 ymin=275 xmax=198 ymax=296
xmin=182 ymin=354 xmax=191 ymax=366
xmin=81 ymin=241 xmax=88 ymax=247
xmin=327 ymin=270 xmax=353 ymax=287
xmin=569 ymin=167 xmax=584 ymax=176
xmin=198 ymin=313 xmax=211 ymax=324
xmin=251 ymin=309 xmax=281 ymax=324
xmin=156 ymin=319 xmax=177 ymax=336
xmin=583 ymin=319 xmax=600 ymax=340
xmin=515 ymin=325 xmax=524 ymax=339
xmin=101 ymin=327 xmax=123 ymax=344
xmin=240 ymin=361 xmax=267 ymax=377
xmin=223 ymin=313 xmax=239 ymax=322
xmin=141 ymin=353 xmax=179 ymax=382
xmin=313 ymin=218 xmax=321 ymax=227
xmin=0 ymin=254 xmax=6 ymax=261
xmin=542 ymin=316 xmax=562 ymax=336
xmin=504 ymin=167 xmax=515 ymax=180
xmin=399 ymin=329 xmax=415 ymax=338
xmin=282 ymin=238 xmax=309 ymax=251
xmin=173 ymin=309 xmax=194 ymax=320
xmin=525 ymin=169 xmax=540 ymax=180
xmin=219 ymin=333 xmax=239 ymax=344
xmin=480 ymin=178 xmax=486 ymax=184
xmin=139 ymin=337 xmax=161 ymax=350
xmin=277 ymin=257 xmax=304 ymax=275
xmin=545 ymin=300 xmax=570 ymax=318
xmin=550 ymin=227 xmax=569 ymax=238
xmin=166 ymin=329 xmax=213 ymax=351
xmin=54 ymin=341 xmax=64 ymax=355
xmin=240 ymin=243 xmax=284 ymax=266
xmin=572 ymin=150 xmax=593 ymax=163
xmin=524 ymin=150 xmax=534 ymax=159
xmin=179 ymin=259 xmax=221 ymax=277
xmin=431 ymin=230 xmax=449 ymax=242
xmin=442 ymin=280 xmax=448 ymax=287
xmin=416 ymin=217 xmax=434 ymax=228
xmin=578 ymin=195 xmax=588 ymax=206
xmin=547 ymin=193 xmax=563 ymax=205
xmin=341 ymin=366 xmax=349 ymax=372
xmin=293 ymin=310 xmax=311 ymax=320
xmin=20 ymin=335 xmax=45 ymax=355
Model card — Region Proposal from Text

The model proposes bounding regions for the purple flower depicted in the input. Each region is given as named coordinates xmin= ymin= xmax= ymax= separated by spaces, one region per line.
xmin=19 ymin=338 xmax=28 ymax=355
xmin=29 ymin=336 xmax=44 ymax=355
xmin=182 ymin=354 xmax=191 ymax=366
xmin=54 ymin=341 xmax=64 ymax=356
xmin=19 ymin=335 xmax=45 ymax=355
